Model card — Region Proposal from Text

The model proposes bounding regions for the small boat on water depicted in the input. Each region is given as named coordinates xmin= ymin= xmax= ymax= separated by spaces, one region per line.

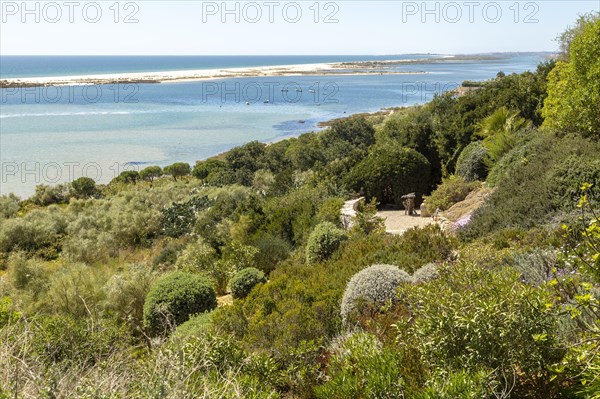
xmin=264 ymin=100 xmax=270 ymax=104
xmin=298 ymin=120 xmax=305 ymax=124
xmin=281 ymin=88 xmax=289 ymax=92
xmin=296 ymin=88 xmax=303 ymax=92
xmin=308 ymin=89 xmax=315 ymax=93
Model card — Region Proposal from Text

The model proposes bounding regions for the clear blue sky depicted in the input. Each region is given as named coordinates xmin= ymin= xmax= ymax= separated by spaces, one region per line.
xmin=1 ymin=1 xmax=598 ymax=55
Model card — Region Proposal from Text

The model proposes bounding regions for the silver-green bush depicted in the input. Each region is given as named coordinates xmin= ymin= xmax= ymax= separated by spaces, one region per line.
xmin=412 ymin=263 xmax=439 ymax=283
xmin=340 ymin=264 xmax=411 ymax=323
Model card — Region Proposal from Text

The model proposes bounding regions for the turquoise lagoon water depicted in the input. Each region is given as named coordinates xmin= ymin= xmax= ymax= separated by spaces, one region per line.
xmin=0 ymin=53 xmax=549 ymax=196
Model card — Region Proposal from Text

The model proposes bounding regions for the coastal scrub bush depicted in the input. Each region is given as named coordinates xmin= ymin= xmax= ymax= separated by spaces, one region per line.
xmin=175 ymin=238 xmax=217 ymax=273
xmin=412 ymin=263 xmax=439 ymax=283
xmin=305 ymin=221 xmax=347 ymax=264
xmin=143 ymin=272 xmax=217 ymax=336
xmin=251 ymin=233 xmax=291 ymax=274
xmin=545 ymin=155 xmax=600 ymax=207
xmin=0 ymin=194 xmax=20 ymax=219
xmin=229 ymin=267 xmax=267 ymax=299
xmin=340 ymin=264 xmax=412 ymax=324
xmin=70 ymin=177 xmax=97 ymax=198
xmin=397 ymin=262 xmax=563 ymax=395
xmin=543 ymin=14 xmax=600 ymax=137
xmin=348 ymin=143 xmax=430 ymax=206
xmin=139 ymin=165 xmax=163 ymax=183
xmin=174 ymin=311 xmax=215 ymax=339
xmin=102 ymin=263 xmax=157 ymax=328
xmin=314 ymin=332 xmax=404 ymax=399
xmin=455 ymin=141 xmax=489 ymax=182
xmin=118 ymin=170 xmax=140 ymax=184
xmin=163 ymin=162 xmax=191 ymax=181
xmin=30 ymin=184 xmax=70 ymax=206
xmin=160 ymin=195 xmax=211 ymax=237
xmin=424 ymin=175 xmax=479 ymax=213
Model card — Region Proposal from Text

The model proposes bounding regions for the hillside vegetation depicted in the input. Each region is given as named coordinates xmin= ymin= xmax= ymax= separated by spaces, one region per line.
xmin=1 ymin=15 xmax=600 ymax=398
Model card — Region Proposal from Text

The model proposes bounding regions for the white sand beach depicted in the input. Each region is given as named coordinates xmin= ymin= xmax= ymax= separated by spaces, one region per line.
xmin=0 ymin=61 xmax=427 ymax=88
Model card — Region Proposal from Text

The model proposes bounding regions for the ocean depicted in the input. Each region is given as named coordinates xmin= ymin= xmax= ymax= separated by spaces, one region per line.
xmin=0 ymin=53 xmax=549 ymax=197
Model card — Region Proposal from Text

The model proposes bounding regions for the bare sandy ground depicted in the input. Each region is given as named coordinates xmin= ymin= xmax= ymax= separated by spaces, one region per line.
xmin=376 ymin=209 xmax=434 ymax=235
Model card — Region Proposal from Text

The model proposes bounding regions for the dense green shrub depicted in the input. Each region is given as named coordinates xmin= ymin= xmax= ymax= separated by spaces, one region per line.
xmin=455 ymin=141 xmax=489 ymax=182
xmin=0 ymin=194 xmax=20 ymax=219
xmin=117 ymin=170 xmax=140 ymax=184
xmin=348 ymin=143 xmax=430 ymax=206
xmin=70 ymin=177 xmax=97 ymax=198
xmin=305 ymin=221 xmax=348 ymax=264
xmin=340 ymin=264 xmax=412 ymax=324
xmin=30 ymin=184 xmax=70 ymax=206
xmin=251 ymin=234 xmax=291 ymax=274
xmin=229 ymin=267 xmax=267 ymax=299
xmin=546 ymin=155 xmax=600 ymax=206
xmin=163 ymin=162 xmax=191 ymax=181
xmin=397 ymin=262 xmax=563 ymax=395
xmin=462 ymin=132 xmax=600 ymax=240
xmin=411 ymin=369 xmax=498 ymax=399
xmin=143 ymin=272 xmax=217 ymax=335
xmin=315 ymin=332 xmax=404 ymax=399
xmin=424 ymin=175 xmax=479 ymax=213
xmin=160 ymin=195 xmax=211 ymax=237
xmin=139 ymin=165 xmax=163 ymax=182
xmin=175 ymin=238 xmax=217 ymax=272
xmin=174 ymin=311 xmax=215 ymax=339
xmin=543 ymin=14 xmax=600 ymax=137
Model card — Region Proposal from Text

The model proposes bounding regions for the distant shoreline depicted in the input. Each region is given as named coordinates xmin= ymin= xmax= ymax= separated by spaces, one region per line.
xmin=0 ymin=60 xmax=433 ymax=89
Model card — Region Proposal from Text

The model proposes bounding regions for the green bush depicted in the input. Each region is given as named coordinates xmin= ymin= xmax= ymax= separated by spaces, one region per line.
xmin=163 ymin=162 xmax=191 ymax=181
xmin=0 ymin=194 xmax=20 ymax=219
xmin=546 ymin=155 xmax=600 ymax=207
xmin=160 ymin=195 xmax=211 ymax=237
xmin=397 ymin=262 xmax=563 ymax=395
xmin=424 ymin=175 xmax=479 ymax=213
xmin=305 ymin=221 xmax=347 ymax=264
xmin=174 ymin=311 xmax=215 ymax=339
xmin=139 ymin=165 xmax=163 ymax=183
xmin=70 ymin=177 xmax=97 ymax=198
xmin=315 ymin=332 xmax=404 ymax=399
xmin=412 ymin=369 xmax=498 ymax=399
xmin=143 ymin=272 xmax=217 ymax=336
xmin=229 ymin=267 xmax=267 ymax=299
xmin=348 ymin=143 xmax=430 ymax=206
xmin=340 ymin=264 xmax=412 ymax=324
xmin=30 ymin=184 xmax=70 ymax=206
xmin=455 ymin=141 xmax=489 ymax=182
xmin=252 ymin=234 xmax=291 ymax=274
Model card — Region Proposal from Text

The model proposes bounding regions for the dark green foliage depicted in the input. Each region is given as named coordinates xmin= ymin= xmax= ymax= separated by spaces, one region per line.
xmin=118 ymin=170 xmax=140 ymax=184
xmin=143 ymin=272 xmax=217 ymax=335
xmin=30 ymin=184 xmax=70 ymax=206
xmin=160 ymin=195 xmax=211 ymax=237
xmin=348 ymin=143 xmax=430 ymax=206
xmin=305 ymin=222 xmax=347 ymax=264
xmin=455 ymin=141 xmax=489 ymax=182
xmin=192 ymin=159 xmax=228 ymax=180
xmin=251 ymin=233 xmax=291 ymax=274
xmin=545 ymin=155 xmax=600 ymax=207
xmin=462 ymin=132 xmax=600 ymax=239
xmin=378 ymin=106 xmax=441 ymax=186
xmin=229 ymin=267 xmax=267 ymax=299
xmin=70 ymin=177 xmax=97 ymax=198
xmin=163 ymin=162 xmax=191 ymax=181
xmin=139 ymin=165 xmax=163 ymax=182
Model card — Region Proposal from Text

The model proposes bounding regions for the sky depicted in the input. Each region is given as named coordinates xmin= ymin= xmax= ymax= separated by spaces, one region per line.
xmin=0 ymin=1 xmax=598 ymax=55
